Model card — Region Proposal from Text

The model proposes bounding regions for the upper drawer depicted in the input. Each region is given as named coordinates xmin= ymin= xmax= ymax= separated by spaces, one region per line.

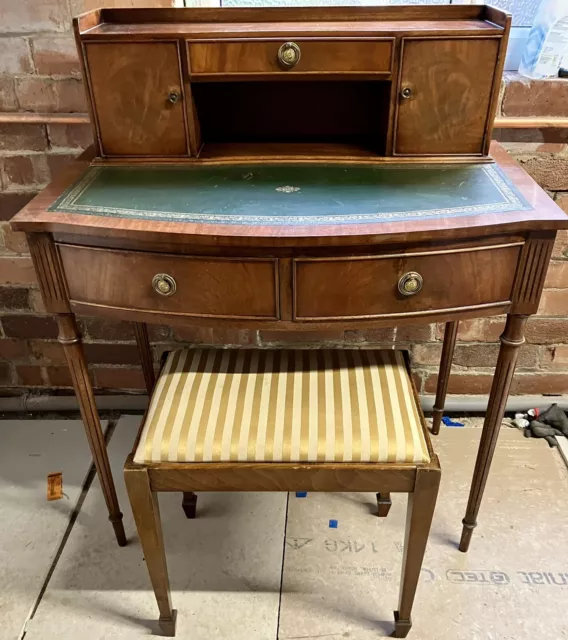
xmin=187 ymin=39 xmax=394 ymax=77
xmin=58 ymin=245 xmax=279 ymax=320
xmin=293 ymin=243 xmax=522 ymax=321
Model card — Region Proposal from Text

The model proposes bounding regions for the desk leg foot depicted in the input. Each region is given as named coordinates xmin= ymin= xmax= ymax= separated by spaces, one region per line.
xmin=431 ymin=321 xmax=458 ymax=436
xmin=57 ymin=313 xmax=126 ymax=547
xmin=460 ymin=314 xmax=527 ymax=552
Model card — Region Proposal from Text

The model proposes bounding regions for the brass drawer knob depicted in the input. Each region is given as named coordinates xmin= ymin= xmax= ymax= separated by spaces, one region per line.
xmin=278 ymin=42 xmax=301 ymax=68
xmin=400 ymin=87 xmax=412 ymax=99
xmin=398 ymin=272 xmax=423 ymax=296
xmin=167 ymin=90 xmax=180 ymax=104
xmin=152 ymin=273 xmax=176 ymax=296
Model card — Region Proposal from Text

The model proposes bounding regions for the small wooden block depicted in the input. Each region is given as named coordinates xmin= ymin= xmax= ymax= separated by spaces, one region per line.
xmin=47 ymin=472 xmax=63 ymax=501
xmin=159 ymin=609 xmax=177 ymax=637
xmin=392 ymin=611 xmax=412 ymax=638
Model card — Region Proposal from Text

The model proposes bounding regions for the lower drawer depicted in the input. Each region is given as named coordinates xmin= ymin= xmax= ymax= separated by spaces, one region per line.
xmin=58 ymin=245 xmax=279 ymax=320
xmin=293 ymin=243 xmax=522 ymax=320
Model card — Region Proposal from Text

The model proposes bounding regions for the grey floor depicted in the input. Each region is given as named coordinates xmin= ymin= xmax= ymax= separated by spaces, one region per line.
xmin=1 ymin=415 xmax=568 ymax=640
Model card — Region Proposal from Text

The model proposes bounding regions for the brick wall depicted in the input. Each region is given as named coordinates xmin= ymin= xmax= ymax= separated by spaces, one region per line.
xmin=1 ymin=9 xmax=567 ymax=395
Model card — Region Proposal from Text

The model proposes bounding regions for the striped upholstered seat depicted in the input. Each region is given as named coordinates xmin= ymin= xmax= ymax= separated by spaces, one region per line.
xmin=133 ymin=349 xmax=430 ymax=465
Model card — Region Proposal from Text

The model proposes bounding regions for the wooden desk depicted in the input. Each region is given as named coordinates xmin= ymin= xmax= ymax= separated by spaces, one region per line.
xmin=9 ymin=5 xmax=568 ymax=553
xmin=11 ymin=142 xmax=567 ymax=552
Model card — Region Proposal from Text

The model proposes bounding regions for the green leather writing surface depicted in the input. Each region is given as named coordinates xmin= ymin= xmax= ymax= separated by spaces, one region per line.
xmin=49 ymin=163 xmax=530 ymax=226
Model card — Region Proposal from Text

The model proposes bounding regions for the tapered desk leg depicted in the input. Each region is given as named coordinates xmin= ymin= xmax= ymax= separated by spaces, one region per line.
xmin=133 ymin=322 xmax=155 ymax=395
xmin=431 ymin=321 xmax=458 ymax=436
xmin=57 ymin=313 xmax=127 ymax=546
xmin=459 ymin=314 xmax=527 ymax=553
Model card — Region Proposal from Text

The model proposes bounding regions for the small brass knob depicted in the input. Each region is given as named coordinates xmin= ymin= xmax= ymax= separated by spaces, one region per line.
xmin=398 ymin=272 xmax=423 ymax=296
xmin=400 ymin=87 xmax=412 ymax=99
xmin=167 ymin=91 xmax=180 ymax=104
xmin=152 ymin=273 xmax=176 ymax=297
xmin=278 ymin=42 xmax=301 ymax=69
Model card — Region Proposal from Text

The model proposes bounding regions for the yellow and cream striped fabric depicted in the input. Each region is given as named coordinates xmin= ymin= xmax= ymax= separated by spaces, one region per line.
xmin=133 ymin=349 xmax=430 ymax=465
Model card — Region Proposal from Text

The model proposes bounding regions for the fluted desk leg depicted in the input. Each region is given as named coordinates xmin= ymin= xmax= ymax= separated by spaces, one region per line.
xmin=58 ymin=313 xmax=127 ymax=546
xmin=431 ymin=321 xmax=458 ymax=435
xmin=459 ymin=314 xmax=527 ymax=552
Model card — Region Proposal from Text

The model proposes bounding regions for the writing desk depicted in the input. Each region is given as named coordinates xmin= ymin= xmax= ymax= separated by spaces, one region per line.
xmin=10 ymin=5 xmax=568 ymax=552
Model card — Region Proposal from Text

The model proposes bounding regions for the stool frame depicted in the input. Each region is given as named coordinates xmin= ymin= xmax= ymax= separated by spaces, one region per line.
xmin=124 ymin=354 xmax=440 ymax=638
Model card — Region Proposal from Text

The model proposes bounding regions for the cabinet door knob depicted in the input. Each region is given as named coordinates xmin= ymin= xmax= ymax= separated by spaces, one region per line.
xmin=167 ymin=91 xmax=180 ymax=104
xmin=400 ymin=87 xmax=412 ymax=99
xmin=152 ymin=274 xmax=177 ymax=296
xmin=398 ymin=272 xmax=423 ymax=296
xmin=277 ymin=42 xmax=301 ymax=68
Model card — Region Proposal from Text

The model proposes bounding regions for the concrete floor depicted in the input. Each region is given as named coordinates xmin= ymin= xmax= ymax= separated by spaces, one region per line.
xmin=1 ymin=415 xmax=567 ymax=640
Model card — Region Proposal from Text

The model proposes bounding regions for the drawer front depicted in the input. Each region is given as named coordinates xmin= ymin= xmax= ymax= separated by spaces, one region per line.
xmin=294 ymin=244 xmax=522 ymax=321
xmin=59 ymin=245 xmax=279 ymax=320
xmin=188 ymin=39 xmax=394 ymax=76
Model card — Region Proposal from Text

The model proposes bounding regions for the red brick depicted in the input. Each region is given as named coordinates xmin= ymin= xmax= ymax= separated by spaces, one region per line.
xmin=423 ymin=372 xmax=495 ymax=395
xmin=0 ymin=363 xmax=14 ymax=385
xmin=411 ymin=344 xmax=441 ymax=366
xmin=0 ymin=338 xmax=28 ymax=361
xmin=47 ymin=153 xmax=81 ymax=180
xmin=455 ymin=343 xmax=539 ymax=369
xmin=31 ymin=36 xmax=80 ymax=75
xmin=516 ymin=154 xmax=568 ymax=191
xmin=502 ymin=74 xmax=568 ymax=118
xmin=544 ymin=345 xmax=568 ymax=371
xmin=15 ymin=77 xmax=88 ymax=113
xmin=2 ymin=0 xmax=70 ymax=33
xmin=0 ymin=257 xmax=36 ymax=285
xmin=525 ymin=318 xmax=568 ymax=344
xmin=174 ymin=326 xmax=254 ymax=345
xmin=28 ymin=340 xmax=66 ymax=365
xmin=0 ymin=78 xmax=18 ymax=112
xmin=0 ymin=124 xmax=47 ymax=152
xmin=1 ymin=155 xmax=50 ymax=188
xmin=511 ymin=373 xmax=568 ymax=395
xmin=45 ymin=365 xmax=73 ymax=387
xmin=343 ymin=328 xmax=396 ymax=343
xmin=94 ymin=366 xmax=145 ymax=390
xmin=84 ymin=318 xmax=135 ymax=341
xmin=538 ymin=289 xmax=568 ymax=316
xmin=28 ymin=290 xmax=46 ymax=313
xmin=0 ymin=192 xmax=38 ymax=222
xmin=0 ymin=287 xmax=30 ymax=310
xmin=395 ymin=324 xmax=433 ymax=342
xmin=436 ymin=317 xmax=505 ymax=342
xmin=83 ymin=343 xmax=141 ymax=365
xmin=556 ymin=193 xmax=568 ymax=214
xmin=2 ymin=315 xmax=58 ymax=339
xmin=0 ymin=37 xmax=33 ymax=74
xmin=0 ymin=223 xmax=29 ymax=254
xmin=48 ymin=123 xmax=94 ymax=150
xmin=544 ymin=260 xmax=568 ymax=289
xmin=258 ymin=330 xmax=342 ymax=344
xmin=15 ymin=365 xmax=43 ymax=386
xmin=552 ymin=229 xmax=568 ymax=260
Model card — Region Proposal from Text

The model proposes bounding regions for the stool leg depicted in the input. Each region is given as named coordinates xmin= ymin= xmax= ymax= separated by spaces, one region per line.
xmin=394 ymin=465 xmax=441 ymax=638
xmin=124 ymin=465 xmax=177 ymax=637
xmin=431 ymin=321 xmax=458 ymax=436
xmin=376 ymin=492 xmax=392 ymax=518
xmin=181 ymin=492 xmax=198 ymax=519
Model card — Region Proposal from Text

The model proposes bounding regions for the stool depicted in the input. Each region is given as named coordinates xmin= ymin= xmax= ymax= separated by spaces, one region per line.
xmin=124 ymin=348 xmax=440 ymax=637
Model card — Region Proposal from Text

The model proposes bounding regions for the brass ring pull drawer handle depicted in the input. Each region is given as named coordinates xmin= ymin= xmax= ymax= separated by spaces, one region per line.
xmin=152 ymin=273 xmax=177 ymax=296
xmin=278 ymin=42 xmax=301 ymax=68
xmin=167 ymin=91 xmax=180 ymax=104
xmin=398 ymin=272 xmax=423 ymax=296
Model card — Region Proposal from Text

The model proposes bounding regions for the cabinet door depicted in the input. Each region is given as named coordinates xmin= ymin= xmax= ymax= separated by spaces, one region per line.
xmin=85 ymin=42 xmax=187 ymax=157
xmin=394 ymin=38 xmax=499 ymax=156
